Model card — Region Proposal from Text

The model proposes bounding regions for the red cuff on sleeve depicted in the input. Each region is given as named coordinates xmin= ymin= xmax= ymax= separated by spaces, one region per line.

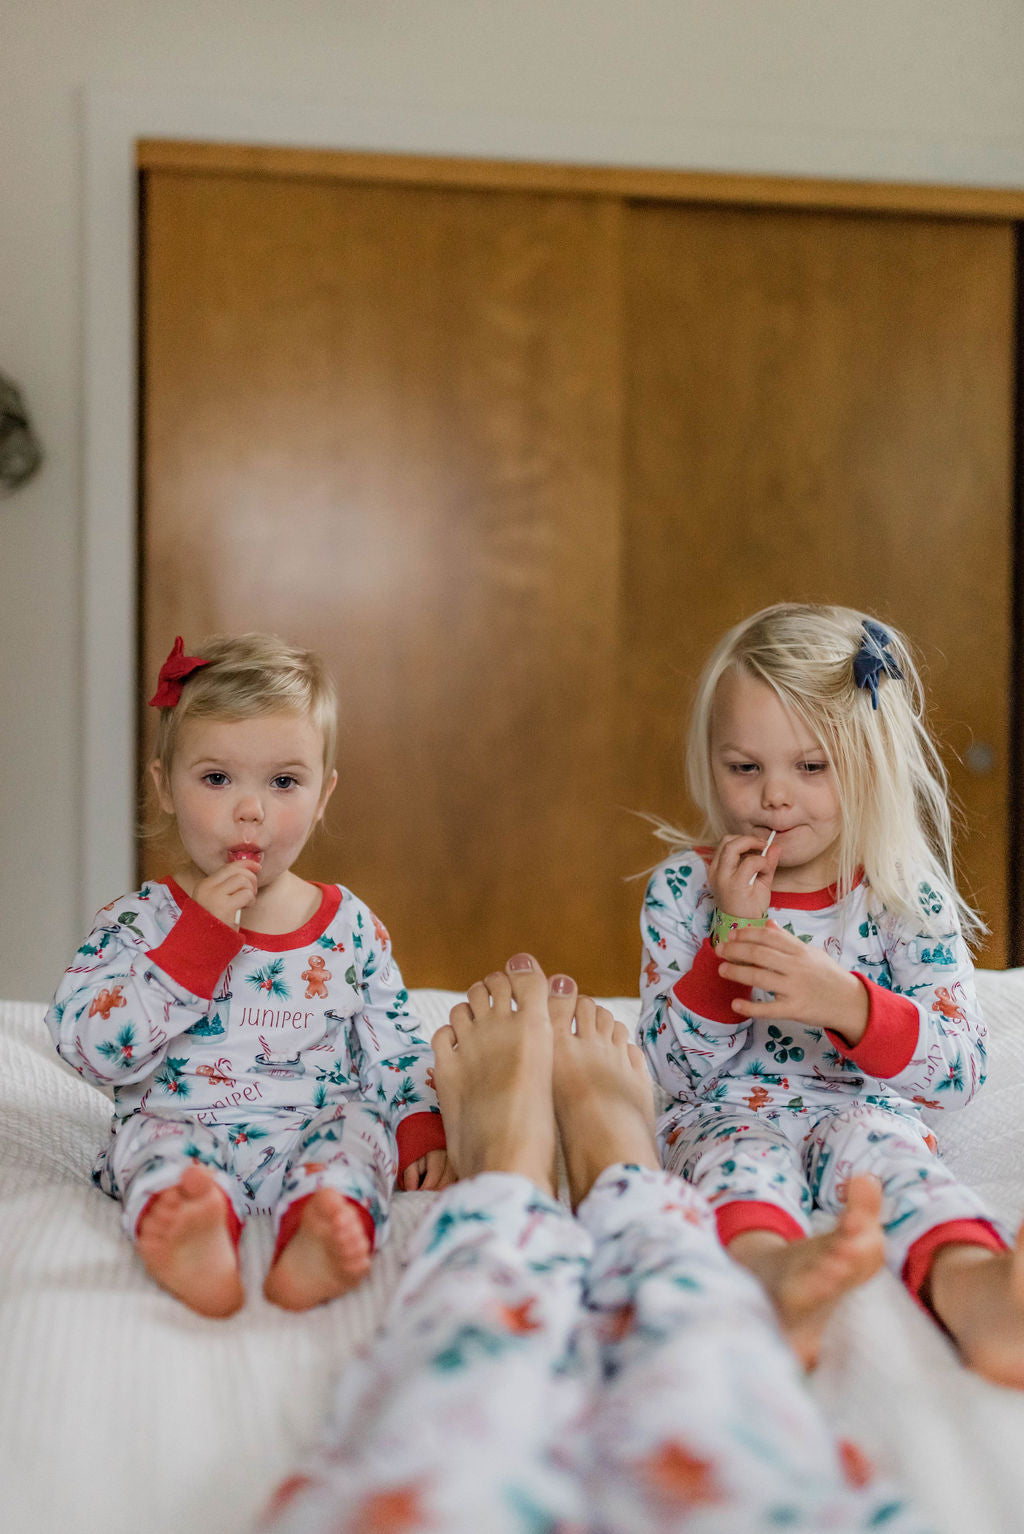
xmin=147 ymin=898 xmax=243 ymax=1001
xmin=825 ymin=976 xmax=920 ymax=1079
xmin=396 ymin=1111 xmax=447 ymax=1174
xmin=715 ymin=1199 xmax=806 ymax=1246
xmin=672 ymin=938 xmax=749 ymax=1027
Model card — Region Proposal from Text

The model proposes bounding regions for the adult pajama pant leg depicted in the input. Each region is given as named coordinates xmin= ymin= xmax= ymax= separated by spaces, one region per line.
xmin=258 ymin=1172 xmax=594 ymax=1534
xmin=578 ymin=1165 xmax=930 ymax=1534
xmin=258 ymin=1167 xmax=931 ymax=1534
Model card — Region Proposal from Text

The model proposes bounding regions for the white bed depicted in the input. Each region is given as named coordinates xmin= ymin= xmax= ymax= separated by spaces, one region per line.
xmin=4 ymin=978 xmax=1024 ymax=1534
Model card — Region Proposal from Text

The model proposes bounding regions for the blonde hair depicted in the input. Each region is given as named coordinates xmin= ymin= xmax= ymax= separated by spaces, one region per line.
xmin=147 ymin=633 xmax=337 ymax=846
xmin=659 ymin=603 xmax=981 ymax=942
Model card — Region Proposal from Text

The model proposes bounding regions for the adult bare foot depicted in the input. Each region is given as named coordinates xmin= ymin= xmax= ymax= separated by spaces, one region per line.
xmin=431 ymin=954 xmax=559 ymax=1195
xmin=263 ymin=1190 xmax=372 ymax=1311
xmin=550 ymin=995 xmax=659 ymax=1210
xmin=728 ymin=1177 xmax=885 ymax=1368
xmin=136 ymin=1163 xmax=244 ymax=1318
xmin=924 ymin=1223 xmax=1024 ymax=1388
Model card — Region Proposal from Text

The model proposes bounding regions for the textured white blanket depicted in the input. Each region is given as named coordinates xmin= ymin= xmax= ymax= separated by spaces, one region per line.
xmin=4 ymin=979 xmax=1024 ymax=1534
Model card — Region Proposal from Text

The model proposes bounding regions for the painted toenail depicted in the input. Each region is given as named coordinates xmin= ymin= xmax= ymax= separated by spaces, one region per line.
xmin=508 ymin=953 xmax=534 ymax=971
xmin=550 ymin=974 xmax=575 ymax=995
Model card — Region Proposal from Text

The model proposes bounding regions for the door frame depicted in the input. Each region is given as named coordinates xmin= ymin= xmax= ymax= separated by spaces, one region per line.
xmin=81 ymin=84 xmax=1024 ymax=939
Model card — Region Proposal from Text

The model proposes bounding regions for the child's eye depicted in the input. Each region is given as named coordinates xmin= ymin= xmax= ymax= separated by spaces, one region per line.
xmin=202 ymin=771 xmax=229 ymax=787
xmin=728 ymin=762 xmax=759 ymax=775
xmin=800 ymin=761 xmax=829 ymax=775
xmin=271 ymin=774 xmax=299 ymax=790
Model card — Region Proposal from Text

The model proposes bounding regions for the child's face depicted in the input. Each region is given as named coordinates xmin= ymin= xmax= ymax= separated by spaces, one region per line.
xmin=151 ymin=712 xmax=336 ymax=890
xmin=710 ymin=670 xmax=842 ymax=891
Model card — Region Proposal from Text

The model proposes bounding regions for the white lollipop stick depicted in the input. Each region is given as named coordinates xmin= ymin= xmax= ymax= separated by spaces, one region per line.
xmin=234 ymin=909 xmax=242 ymax=928
xmin=748 ymin=828 xmax=777 ymax=885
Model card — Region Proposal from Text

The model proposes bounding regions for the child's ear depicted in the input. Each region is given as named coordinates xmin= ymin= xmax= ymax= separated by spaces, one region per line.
xmin=317 ymin=769 xmax=338 ymax=822
xmin=149 ymin=759 xmax=174 ymax=815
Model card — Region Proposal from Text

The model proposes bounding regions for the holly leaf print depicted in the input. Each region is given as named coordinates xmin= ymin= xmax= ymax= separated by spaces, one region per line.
xmin=246 ymin=957 xmax=289 ymax=998
xmin=96 ymin=1024 xmax=138 ymax=1069
xmin=390 ymin=1076 xmax=421 ymax=1112
xmin=155 ymin=1056 xmax=190 ymax=1096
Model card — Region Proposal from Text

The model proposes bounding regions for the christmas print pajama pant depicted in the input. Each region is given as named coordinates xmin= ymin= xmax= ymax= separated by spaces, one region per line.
xmin=662 ymin=1100 xmax=1009 ymax=1280
xmin=98 ymin=1101 xmax=397 ymax=1245
xmin=259 ymin=1166 xmax=928 ymax=1534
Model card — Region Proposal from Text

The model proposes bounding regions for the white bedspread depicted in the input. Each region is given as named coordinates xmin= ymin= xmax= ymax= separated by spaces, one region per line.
xmin=4 ymin=978 xmax=1024 ymax=1534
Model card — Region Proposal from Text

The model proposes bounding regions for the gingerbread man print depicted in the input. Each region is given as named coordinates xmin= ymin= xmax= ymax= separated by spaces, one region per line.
xmin=302 ymin=955 xmax=331 ymax=1000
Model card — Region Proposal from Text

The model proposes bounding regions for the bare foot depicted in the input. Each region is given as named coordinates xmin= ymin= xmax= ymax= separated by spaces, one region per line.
xmin=925 ymin=1221 xmax=1024 ymax=1388
xmin=728 ymin=1177 xmax=885 ymax=1367
xmin=431 ymin=954 xmax=558 ymax=1195
xmin=263 ymin=1190 xmax=372 ymax=1311
xmin=551 ymin=995 xmax=659 ymax=1210
xmin=136 ymin=1164 xmax=244 ymax=1318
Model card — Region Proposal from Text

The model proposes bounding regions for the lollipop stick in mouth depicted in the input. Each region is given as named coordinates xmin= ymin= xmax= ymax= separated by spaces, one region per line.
xmin=748 ymin=828 xmax=777 ymax=885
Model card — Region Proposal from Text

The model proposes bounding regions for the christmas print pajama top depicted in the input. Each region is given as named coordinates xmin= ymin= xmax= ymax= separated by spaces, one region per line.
xmin=639 ymin=854 xmax=1008 ymax=1289
xmin=46 ymin=880 xmax=444 ymax=1243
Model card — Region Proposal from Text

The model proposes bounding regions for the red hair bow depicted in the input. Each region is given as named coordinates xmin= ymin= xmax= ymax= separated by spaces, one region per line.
xmin=148 ymin=636 xmax=210 ymax=708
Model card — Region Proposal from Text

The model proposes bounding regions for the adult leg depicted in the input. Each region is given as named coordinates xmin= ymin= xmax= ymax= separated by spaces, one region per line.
xmin=553 ymin=1006 xmax=927 ymax=1534
xmin=259 ymin=958 xmax=595 ymax=1534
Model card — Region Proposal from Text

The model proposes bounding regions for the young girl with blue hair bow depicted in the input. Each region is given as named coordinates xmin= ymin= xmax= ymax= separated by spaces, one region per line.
xmin=640 ymin=602 xmax=1024 ymax=1382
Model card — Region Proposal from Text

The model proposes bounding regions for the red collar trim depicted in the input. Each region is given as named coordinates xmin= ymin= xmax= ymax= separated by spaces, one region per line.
xmin=769 ymin=872 xmax=863 ymax=911
xmin=166 ymin=879 xmax=341 ymax=949
xmin=769 ymin=885 xmax=841 ymax=911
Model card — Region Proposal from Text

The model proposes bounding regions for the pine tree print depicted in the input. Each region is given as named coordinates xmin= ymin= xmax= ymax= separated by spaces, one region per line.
xmin=246 ymin=957 xmax=289 ymax=997
xmin=186 ymin=1011 xmax=226 ymax=1038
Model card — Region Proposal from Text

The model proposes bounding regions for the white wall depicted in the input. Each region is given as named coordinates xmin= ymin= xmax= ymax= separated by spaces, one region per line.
xmin=3 ymin=0 xmax=1024 ymax=1001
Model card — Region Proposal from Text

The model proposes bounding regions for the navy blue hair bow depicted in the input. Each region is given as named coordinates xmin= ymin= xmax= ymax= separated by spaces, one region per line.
xmin=853 ymin=620 xmax=903 ymax=709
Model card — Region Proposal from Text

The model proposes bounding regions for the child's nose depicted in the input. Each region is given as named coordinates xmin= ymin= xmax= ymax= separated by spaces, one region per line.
xmin=761 ymin=774 xmax=793 ymax=807
xmin=235 ymin=794 xmax=265 ymax=822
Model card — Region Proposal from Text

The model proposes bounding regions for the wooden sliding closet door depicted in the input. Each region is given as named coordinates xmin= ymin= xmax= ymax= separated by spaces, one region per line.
xmin=142 ymin=152 xmax=1016 ymax=986
xmin=622 ymin=204 xmax=1015 ymax=966
xmin=142 ymin=170 xmax=627 ymax=989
